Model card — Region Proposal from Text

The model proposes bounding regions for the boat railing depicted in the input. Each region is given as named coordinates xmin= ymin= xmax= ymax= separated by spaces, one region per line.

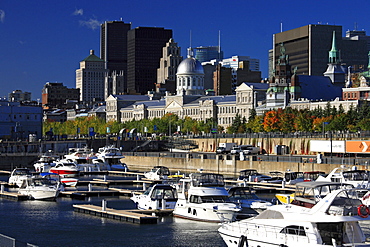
xmin=223 ymin=221 xmax=315 ymax=244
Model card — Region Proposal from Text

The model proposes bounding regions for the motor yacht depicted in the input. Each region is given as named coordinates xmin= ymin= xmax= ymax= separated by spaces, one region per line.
xmin=219 ymin=186 xmax=370 ymax=246
xmin=173 ymin=173 xmax=241 ymax=223
xmin=49 ymin=159 xmax=79 ymax=178
xmin=130 ymin=183 xmax=178 ymax=210
xmin=8 ymin=168 xmax=32 ymax=187
xmin=33 ymin=150 xmax=59 ymax=173
xmin=64 ymin=147 xmax=100 ymax=172
xmin=227 ymin=186 xmax=272 ymax=216
xmin=18 ymin=176 xmax=61 ymax=200
xmin=95 ymin=145 xmax=129 ymax=171
xmin=144 ymin=166 xmax=170 ymax=180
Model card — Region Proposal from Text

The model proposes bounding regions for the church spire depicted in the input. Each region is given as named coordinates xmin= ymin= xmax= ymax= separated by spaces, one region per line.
xmin=328 ymin=31 xmax=339 ymax=64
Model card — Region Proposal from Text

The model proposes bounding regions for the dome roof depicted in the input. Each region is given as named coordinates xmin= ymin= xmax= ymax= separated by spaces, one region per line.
xmin=177 ymin=57 xmax=204 ymax=75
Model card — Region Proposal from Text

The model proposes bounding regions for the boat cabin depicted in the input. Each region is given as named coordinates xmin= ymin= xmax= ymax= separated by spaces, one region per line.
xmin=191 ymin=173 xmax=225 ymax=187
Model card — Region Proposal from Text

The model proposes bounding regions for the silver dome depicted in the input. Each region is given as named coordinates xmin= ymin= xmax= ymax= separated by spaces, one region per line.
xmin=176 ymin=57 xmax=204 ymax=75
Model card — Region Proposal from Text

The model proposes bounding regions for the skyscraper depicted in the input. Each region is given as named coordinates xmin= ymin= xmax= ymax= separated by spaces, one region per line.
xmin=156 ymin=38 xmax=183 ymax=94
xmin=127 ymin=27 xmax=172 ymax=95
xmin=76 ymin=50 xmax=108 ymax=103
xmin=100 ymin=20 xmax=131 ymax=93
xmin=194 ymin=46 xmax=223 ymax=63
xmin=271 ymin=24 xmax=368 ymax=77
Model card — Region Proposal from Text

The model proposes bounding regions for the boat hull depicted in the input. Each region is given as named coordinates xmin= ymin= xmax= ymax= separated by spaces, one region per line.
xmin=173 ymin=200 xmax=238 ymax=222
xmin=18 ymin=187 xmax=60 ymax=200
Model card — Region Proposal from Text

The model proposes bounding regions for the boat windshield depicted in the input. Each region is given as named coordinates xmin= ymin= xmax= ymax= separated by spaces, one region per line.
xmin=149 ymin=187 xmax=177 ymax=200
xmin=14 ymin=169 xmax=30 ymax=176
xmin=190 ymin=195 xmax=230 ymax=203
xmin=191 ymin=173 xmax=224 ymax=187
xmin=229 ymin=188 xmax=259 ymax=200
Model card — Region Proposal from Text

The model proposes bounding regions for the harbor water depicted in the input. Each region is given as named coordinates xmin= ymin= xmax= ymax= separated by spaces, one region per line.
xmin=0 ymin=174 xmax=226 ymax=247
xmin=2 ymin=173 xmax=370 ymax=247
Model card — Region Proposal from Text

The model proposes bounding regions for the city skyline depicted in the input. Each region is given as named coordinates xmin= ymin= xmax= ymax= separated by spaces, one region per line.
xmin=1 ymin=0 xmax=370 ymax=100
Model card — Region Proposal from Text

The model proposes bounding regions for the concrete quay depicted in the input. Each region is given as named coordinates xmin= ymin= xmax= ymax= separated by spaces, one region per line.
xmin=122 ymin=153 xmax=358 ymax=178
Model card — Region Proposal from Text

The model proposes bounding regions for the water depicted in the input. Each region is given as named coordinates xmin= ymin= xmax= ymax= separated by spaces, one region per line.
xmin=3 ymin=174 xmax=370 ymax=247
xmin=0 ymin=175 xmax=227 ymax=247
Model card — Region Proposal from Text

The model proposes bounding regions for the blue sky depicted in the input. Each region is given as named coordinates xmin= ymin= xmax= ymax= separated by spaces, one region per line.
xmin=1 ymin=0 xmax=370 ymax=100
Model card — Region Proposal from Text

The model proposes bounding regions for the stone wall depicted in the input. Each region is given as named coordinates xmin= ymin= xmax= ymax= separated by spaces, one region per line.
xmin=192 ymin=137 xmax=315 ymax=155
xmin=123 ymin=154 xmax=346 ymax=177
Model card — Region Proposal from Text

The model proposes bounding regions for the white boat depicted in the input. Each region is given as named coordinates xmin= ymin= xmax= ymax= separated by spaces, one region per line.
xmin=317 ymin=166 xmax=370 ymax=189
xmin=275 ymin=181 xmax=354 ymax=205
xmin=40 ymin=172 xmax=77 ymax=188
xmin=219 ymin=185 xmax=370 ymax=246
xmin=8 ymin=168 xmax=32 ymax=187
xmin=18 ymin=176 xmax=61 ymax=200
xmin=144 ymin=166 xmax=170 ymax=180
xmin=64 ymin=147 xmax=101 ymax=172
xmin=130 ymin=184 xmax=178 ymax=210
xmin=49 ymin=159 xmax=79 ymax=178
xmin=173 ymin=173 xmax=241 ymax=223
xmin=33 ymin=150 xmax=59 ymax=172
xmin=95 ymin=145 xmax=129 ymax=171
xmin=237 ymin=169 xmax=271 ymax=183
xmin=228 ymin=186 xmax=272 ymax=216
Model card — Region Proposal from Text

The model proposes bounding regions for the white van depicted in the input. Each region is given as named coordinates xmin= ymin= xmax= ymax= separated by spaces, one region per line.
xmin=231 ymin=145 xmax=260 ymax=155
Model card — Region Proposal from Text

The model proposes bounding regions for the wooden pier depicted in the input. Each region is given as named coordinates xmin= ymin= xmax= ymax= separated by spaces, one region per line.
xmin=73 ymin=204 xmax=165 ymax=224
xmin=0 ymin=191 xmax=29 ymax=201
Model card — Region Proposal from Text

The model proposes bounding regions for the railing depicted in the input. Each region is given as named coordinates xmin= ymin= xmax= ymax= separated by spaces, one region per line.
xmin=123 ymin=151 xmax=370 ymax=166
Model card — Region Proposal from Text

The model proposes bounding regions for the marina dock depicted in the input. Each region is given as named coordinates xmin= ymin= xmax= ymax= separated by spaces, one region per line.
xmin=0 ymin=190 xmax=29 ymax=201
xmin=73 ymin=204 xmax=170 ymax=224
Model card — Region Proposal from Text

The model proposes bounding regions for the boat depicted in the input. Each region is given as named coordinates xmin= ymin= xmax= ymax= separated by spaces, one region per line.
xmin=94 ymin=145 xmax=129 ymax=171
xmin=260 ymin=171 xmax=304 ymax=185
xmin=173 ymin=173 xmax=241 ymax=222
xmin=40 ymin=172 xmax=77 ymax=188
xmin=275 ymin=181 xmax=354 ymax=205
xmin=8 ymin=168 xmax=32 ymax=187
xmin=219 ymin=184 xmax=370 ymax=246
xmin=64 ymin=147 xmax=101 ymax=172
xmin=144 ymin=166 xmax=170 ymax=180
xmin=303 ymin=171 xmax=326 ymax=182
xmin=237 ymin=169 xmax=271 ymax=183
xmin=130 ymin=183 xmax=178 ymax=210
xmin=49 ymin=159 xmax=79 ymax=178
xmin=316 ymin=166 xmax=370 ymax=189
xmin=33 ymin=150 xmax=59 ymax=172
xmin=227 ymin=186 xmax=273 ymax=216
xmin=18 ymin=176 xmax=61 ymax=200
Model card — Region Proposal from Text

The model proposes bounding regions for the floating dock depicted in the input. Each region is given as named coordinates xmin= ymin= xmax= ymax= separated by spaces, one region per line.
xmin=73 ymin=204 xmax=168 ymax=224
xmin=0 ymin=191 xmax=29 ymax=201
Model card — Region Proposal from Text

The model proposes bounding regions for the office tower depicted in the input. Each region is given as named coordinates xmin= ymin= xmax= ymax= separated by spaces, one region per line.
xmin=76 ymin=50 xmax=108 ymax=103
xmin=271 ymin=24 xmax=368 ymax=77
xmin=127 ymin=27 xmax=172 ymax=94
xmin=156 ymin=38 xmax=183 ymax=94
xmin=100 ymin=20 xmax=132 ymax=93
xmin=194 ymin=46 xmax=223 ymax=63
xmin=42 ymin=82 xmax=79 ymax=109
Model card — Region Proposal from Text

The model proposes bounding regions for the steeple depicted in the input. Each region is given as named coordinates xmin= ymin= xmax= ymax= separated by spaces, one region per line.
xmin=367 ymin=51 xmax=370 ymax=70
xmin=328 ymin=31 xmax=339 ymax=64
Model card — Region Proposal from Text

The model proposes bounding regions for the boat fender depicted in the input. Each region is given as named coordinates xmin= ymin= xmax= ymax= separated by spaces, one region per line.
xmin=357 ymin=204 xmax=370 ymax=218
